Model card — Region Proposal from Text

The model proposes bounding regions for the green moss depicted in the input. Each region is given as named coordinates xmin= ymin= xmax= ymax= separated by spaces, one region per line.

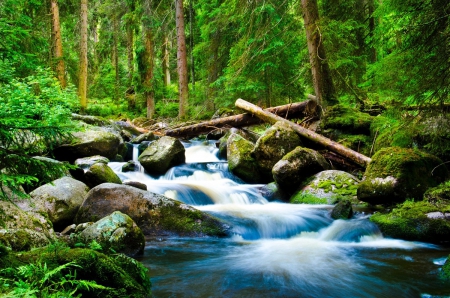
xmin=227 ymin=134 xmax=260 ymax=183
xmin=442 ymin=256 xmax=450 ymax=280
xmin=322 ymin=104 xmax=373 ymax=134
xmin=424 ymin=180 xmax=450 ymax=203
xmin=370 ymin=200 xmax=450 ymax=243
xmin=290 ymin=191 xmax=334 ymax=204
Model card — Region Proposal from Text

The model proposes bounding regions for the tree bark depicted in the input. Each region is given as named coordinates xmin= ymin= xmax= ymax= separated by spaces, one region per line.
xmin=79 ymin=0 xmax=88 ymax=112
xmin=51 ymin=0 xmax=66 ymax=88
xmin=235 ymin=98 xmax=371 ymax=167
xmin=189 ymin=0 xmax=195 ymax=91
xmin=112 ymin=16 xmax=119 ymax=101
xmin=144 ymin=28 xmax=155 ymax=119
xmin=301 ymin=0 xmax=337 ymax=106
xmin=176 ymin=0 xmax=189 ymax=118
xmin=162 ymin=25 xmax=171 ymax=86
xmin=166 ymin=100 xmax=316 ymax=138
xmin=206 ymin=29 xmax=220 ymax=112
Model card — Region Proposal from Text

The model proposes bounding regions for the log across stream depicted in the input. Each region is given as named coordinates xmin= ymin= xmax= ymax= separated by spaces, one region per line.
xmin=109 ymin=140 xmax=450 ymax=297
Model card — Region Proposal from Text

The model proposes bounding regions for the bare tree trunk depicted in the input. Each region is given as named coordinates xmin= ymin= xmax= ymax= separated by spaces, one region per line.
xmin=301 ymin=0 xmax=337 ymax=106
xmin=79 ymin=0 xmax=88 ymax=112
xmin=162 ymin=25 xmax=171 ymax=86
xmin=126 ymin=1 xmax=135 ymax=89
xmin=51 ymin=0 xmax=66 ymax=88
xmin=144 ymin=28 xmax=155 ymax=119
xmin=236 ymin=99 xmax=371 ymax=167
xmin=206 ymin=30 xmax=220 ymax=111
xmin=112 ymin=16 xmax=119 ymax=101
xmin=176 ymin=0 xmax=189 ymax=118
xmin=189 ymin=0 xmax=195 ymax=91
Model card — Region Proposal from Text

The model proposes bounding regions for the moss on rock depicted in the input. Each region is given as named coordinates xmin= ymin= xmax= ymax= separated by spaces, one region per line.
xmin=139 ymin=136 xmax=185 ymax=175
xmin=321 ymin=104 xmax=373 ymax=134
xmin=227 ymin=133 xmax=260 ymax=183
xmin=84 ymin=163 xmax=122 ymax=188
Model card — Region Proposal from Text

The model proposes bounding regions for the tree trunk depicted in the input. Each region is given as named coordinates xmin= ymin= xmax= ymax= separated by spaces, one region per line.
xmin=126 ymin=20 xmax=134 ymax=88
xmin=79 ymin=0 xmax=88 ymax=112
xmin=368 ymin=0 xmax=377 ymax=63
xmin=144 ymin=28 xmax=155 ymax=119
xmin=176 ymin=0 xmax=189 ymax=118
xmin=301 ymin=0 xmax=337 ymax=106
xmin=112 ymin=16 xmax=119 ymax=101
xmin=235 ymin=98 xmax=371 ymax=167
xmin=206 ymin=30 xmax=220 ymax=111
xmin=51 ymin=0 xmax=66 ymax=88
xmin=162 ymin=25 xmax=171 ymax=86
xmin=166 ymin=100 xmax=316 ymax=138
xmin=189 ymin=0 xmax=195 ymax=91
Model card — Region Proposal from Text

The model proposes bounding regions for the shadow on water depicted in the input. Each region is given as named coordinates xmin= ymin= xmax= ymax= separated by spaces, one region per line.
xmin=113 ymin=142 xmax=450 ymax=298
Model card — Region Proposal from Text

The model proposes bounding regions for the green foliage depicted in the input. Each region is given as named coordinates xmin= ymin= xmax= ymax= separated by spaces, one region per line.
xmin=89 ymin=240 xmax=103 ymax=252
xmin=0 ymin=68 xmax=78 ymax=200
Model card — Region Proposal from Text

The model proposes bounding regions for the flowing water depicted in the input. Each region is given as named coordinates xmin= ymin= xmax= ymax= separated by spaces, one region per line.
xmin=110 ymin=139 xmax=450 ymax=298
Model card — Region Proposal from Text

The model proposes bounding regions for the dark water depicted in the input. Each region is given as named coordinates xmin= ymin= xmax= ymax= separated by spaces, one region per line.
xmin=111 ymin=141 xmax=450 ymax=298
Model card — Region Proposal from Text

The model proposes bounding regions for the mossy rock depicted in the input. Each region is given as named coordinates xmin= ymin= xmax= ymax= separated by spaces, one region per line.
xmin=75 ymin=155 xmax=110 ymax=169
xmin=84 ymin=163 xmax=122 ymax=188
xmin=131 ymin=132 xmax=156 ymax=144
xmin=424 ymin=180 xmax=450 ymax=203
xmin=272 ymin=146 xmax=331 ymax=195
xmin=290 ymin=170 xmax=360 ymax=204
xmin=139 ymin=136 xmax=185 ymax=175
xmin=1 ymin=247 xmax=151 ymax=297
xmin=370 ymin=200 xmax=450 ymax=243
xmin=357 ymin=147 xmax=449 ymax=205
xmin=0 ymin=228 xmax=50 ymax=251
xmin=331 ymin=200 xmax=353 ymax=220
xmin=321 ymin=104 xmax=373 ymax=134
xmin=227 ymin=133 xmax=261 ymax=183
xmin=252 ymin=121 xmax=302 ymax=181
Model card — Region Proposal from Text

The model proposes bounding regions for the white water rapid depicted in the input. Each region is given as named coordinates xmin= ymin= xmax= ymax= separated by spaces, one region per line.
xmin=110 ymin=139 xmax=450 ymax=298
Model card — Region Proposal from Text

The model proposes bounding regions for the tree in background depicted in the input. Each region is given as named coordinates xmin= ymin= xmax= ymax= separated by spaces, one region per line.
xmin=51 ymin=0 xmax=66 ymax=89
xmin=176 ymin=0 xmax=189 ymax=118
xmin=79 ymin=0 xmax=88 ymax=112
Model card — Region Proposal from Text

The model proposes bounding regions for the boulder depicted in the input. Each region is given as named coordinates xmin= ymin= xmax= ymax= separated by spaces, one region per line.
xmin=71 ymin=113 xmax=109 ymax=126
xmin=0 ymin=201 xmax=54 ymax=251
xmin=123 ymin=181 xmax=147 ymax=191
xmin=290 ymin=170 xmax=360 ymax=204
xmin=54 ymin=127 xmax=122 ymax=162
xmin=252 ymin=121 xmax=302 ymax=181
xmin=84 ymin=163 xmax=122 ymax=188
xmin=75 ymin=183 xmax=229 ymax=237
xmin=218 ymin=128 xmax=259 ymax=159
xmin=272 ymin=147 xmax=330 ymax=195
xmin=122 ymin=161 xmax=138 ymax=172
xmin=76 ymin=211 xmax=145 ymax=256
xmin=138 ymin=136 xmax=185 ymax=175
xmin=74 ymin=155 xmax=109 ymax=169
xmin=331 ymin=199 xmax=353 ymax=220
xmin=357 ymin=147 xmax=449 ymax=205
xmin=16 ymin=177 xmax=90 ymax=231
xmin=227 ymin=133 xmax=260 ymax=183
xmin=131 ymin=132 xmax=156 ymax=144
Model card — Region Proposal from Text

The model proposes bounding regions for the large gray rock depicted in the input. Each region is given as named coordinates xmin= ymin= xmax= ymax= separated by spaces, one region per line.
xmin=252 ymin=121 xmax=302 ymax=181
xmin=0 ymin=200 xmax=54 ymax=251
xmin=272 ymin=147 xmax=330 ymax=195
xmin=74 ymin=155 xmax=109 ymax=169
xmin=290 ymin=170 xmax=360 ymax=204
xmin=357 ymin=147 xmax=449 ymax=205
xmin=75 ymin=183 xmax=229 ymax=237
xmin=84 ymin=163 xmax=122 ymax=188
xmin=54 ymin=127 xmax=122 ymax=162
xmin=77 ymin=211 xmax=145 ymax=256
xmin=16 ymin=177 xmax=90 ymax=231
xmin=227 ymin=133 xmax=260 ymax=183
xmin=138 ymin=136 xmax=185 ymax=175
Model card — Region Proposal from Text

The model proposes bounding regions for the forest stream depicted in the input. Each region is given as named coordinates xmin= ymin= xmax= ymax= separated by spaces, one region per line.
xmin=108 ymin=140 xmax=450 ymax=298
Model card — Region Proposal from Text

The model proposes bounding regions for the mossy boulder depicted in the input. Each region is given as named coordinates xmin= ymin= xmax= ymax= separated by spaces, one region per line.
xmin=252 ymin=121 xmax=302 ymax=181
xmin=74 ymin=155 xmax=110 ymax=169
xmin=0 ymin=201 xmax=54 ymax=251
xmin=290 ymin=170 xmax=360 ymax=204
xmin=139 ymin=136 xmax=185 ymax=175
xmin=331 ymin=200 xmax=353 ymax=220
xmin=2 ymin=247 xmax=151 ymax=297
xmin=122 ymin=161 xmax=138 ymax=172
xmin=75 ymin=183 xmax=229 ymax=237
xmin=218 ymin=128 xmax=258 ymax=159
xmin=131 ymin=132 xmax=156 ymax=144
xmin=15 ymin=177 xmax=89 ymax=231
xmin=76 ymin=211 xmax=145 ymax=256
xmin=272 ymin=147 xmax=331 ymax=195
xmin=227 ymin=133 xmax=261 ymax=183
xmin=54 ymin=127 xmax=122 ymax=163
xmin=71 ymin=113 xmax=109 ymax=126
xmin=84 ymin=163 xmax=122 ymax=188
xmin=357 ymin=147 xmax=449 ymax=205
xmin=321 ymin=104 xmax=373 ymax=134
xmin=370 ymin=199 xmax=450 ymax=243
xmin=424 ymin=180 xmax=450 ymax=203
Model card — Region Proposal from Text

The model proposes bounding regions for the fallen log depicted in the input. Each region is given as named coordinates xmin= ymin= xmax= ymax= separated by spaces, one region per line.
xmin=235 ymin=98 xmax=371 ymax=167
xmin=165 ymin=100 xmax=316 ymax=138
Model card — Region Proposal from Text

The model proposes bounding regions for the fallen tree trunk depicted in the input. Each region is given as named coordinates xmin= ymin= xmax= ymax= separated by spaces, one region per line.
xmin=235 ymin=98 xmax=371 ymax=167
xmin=165 ymin=100 xmax=316 ymax=138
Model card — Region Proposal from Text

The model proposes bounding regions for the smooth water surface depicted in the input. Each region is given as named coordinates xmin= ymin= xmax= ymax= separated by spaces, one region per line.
xmin=112 ymin=140 xmax=450 ymax=298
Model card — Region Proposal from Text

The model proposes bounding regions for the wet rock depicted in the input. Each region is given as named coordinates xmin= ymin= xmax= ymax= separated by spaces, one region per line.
xmin=123 ymin=181 xmax=147 ymax=191
xmin=54 ymin=127 xmax=122 ymax=162
xmin=84 ymin=163 xmax=122 ymax=188
xmin=122 ymin=161 xmax=138 ymax=172
xmin=252 ymin=121 xmax=302 ymax=181
xmin=123 ymin=142 xmax=134 ymax=162
xmin=75 ymin=183 xmax=229 ymax=237
xmin=290 ymin=170 xmax=359 ymax=204
xmin=0 ymin=229 xmax=50 ymax=251
xmin=273 ymin=147 xmax=331 ymax=195
xmin=357 ymin=147 xmax=448 ymax=205
xmin=331 ymin=200 xmax=353 ymax=220
xmin=131 ymin=132 xmax=156 ymax=144
xmin=76 ymin=211 xmax=145 ymax=256
xmin=227 ymin=133 xmax=260 ymax=183
xmin=16 ymin=177 xmax=89 ymax=231
xmin=61 ymin=224 xmax=76 ymax=235
xmin=139 ymin=136 xmax=185 ymax=175
xmin=74 ymin=155 xmax=109 ymax=169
